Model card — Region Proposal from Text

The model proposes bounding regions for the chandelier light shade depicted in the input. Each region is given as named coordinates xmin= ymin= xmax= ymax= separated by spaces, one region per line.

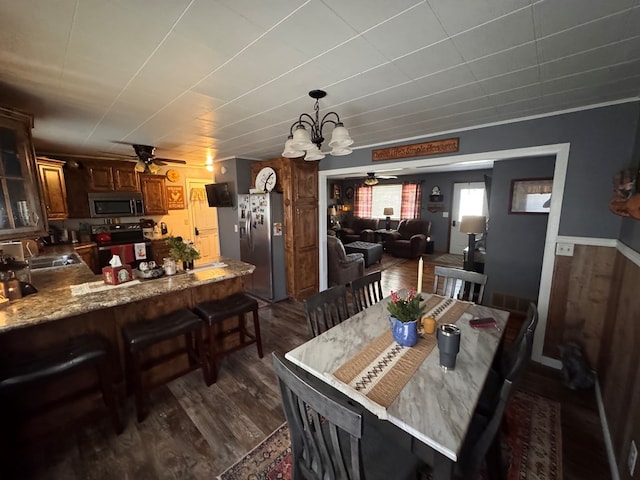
xmin=282 ymin=89 xmax=353 ymax=161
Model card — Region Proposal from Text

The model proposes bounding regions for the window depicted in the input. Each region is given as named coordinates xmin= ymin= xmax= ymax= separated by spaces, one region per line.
xmin=371 ymin=184 xmax=402 ymax=218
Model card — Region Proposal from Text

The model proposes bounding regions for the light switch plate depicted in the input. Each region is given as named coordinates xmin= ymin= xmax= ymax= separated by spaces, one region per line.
xmin=442 ymin=212 xmax=449 ymax=218
xmin=556 ymin=243 xmax=574 ymax=256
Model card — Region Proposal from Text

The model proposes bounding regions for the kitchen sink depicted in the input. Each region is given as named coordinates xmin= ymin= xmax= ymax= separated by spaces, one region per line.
xmin=28 ymin=253 xmax=83 ymax=270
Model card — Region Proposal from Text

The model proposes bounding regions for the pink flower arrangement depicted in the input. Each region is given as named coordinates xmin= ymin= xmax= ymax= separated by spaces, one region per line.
xmin=387 ymin=289 xmax=426 ymax=323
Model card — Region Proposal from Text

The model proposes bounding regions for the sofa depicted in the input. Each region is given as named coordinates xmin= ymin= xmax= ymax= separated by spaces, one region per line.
xmin=327 ymin=235 xmax=365 ymax=286
xmin=385 ymin=219 xmax=431 ymax=259
xmin=340 ymin=217 xmax=378 ymax=244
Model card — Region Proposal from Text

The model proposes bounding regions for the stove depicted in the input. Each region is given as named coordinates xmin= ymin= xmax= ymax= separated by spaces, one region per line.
xmin=91 ymin=223 xmax=151 ymax=269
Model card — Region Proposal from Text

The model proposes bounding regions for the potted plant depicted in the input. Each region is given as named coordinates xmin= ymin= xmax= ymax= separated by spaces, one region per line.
xmin=387 ymin=289 xmax=426 ymax=347
xmin=165 ymin=236 xmax=200 ymax=270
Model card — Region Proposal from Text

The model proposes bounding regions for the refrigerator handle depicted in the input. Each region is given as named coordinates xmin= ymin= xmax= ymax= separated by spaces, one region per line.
xmin=247 ymin=209 xmax=253 ymax=251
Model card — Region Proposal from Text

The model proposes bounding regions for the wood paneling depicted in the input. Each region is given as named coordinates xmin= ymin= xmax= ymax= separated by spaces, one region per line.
xmin=597 ymin=252 xmax=640 ymax=479
xmin=544 ymin=245 xmax=617 ymax=365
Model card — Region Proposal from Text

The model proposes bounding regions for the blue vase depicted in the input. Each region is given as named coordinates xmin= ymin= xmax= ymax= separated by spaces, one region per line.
xmin=388 ymin=316 xmax=419 ymax=347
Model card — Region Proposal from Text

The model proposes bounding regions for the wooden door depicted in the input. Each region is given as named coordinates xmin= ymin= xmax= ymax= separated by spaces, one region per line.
xmin=37 ymin=159 xmax=68 ymax=220
xmin=140 ymin=174 xmax=168 ymax=215
xmin=187 ymin=179 xmax=219 ymax=264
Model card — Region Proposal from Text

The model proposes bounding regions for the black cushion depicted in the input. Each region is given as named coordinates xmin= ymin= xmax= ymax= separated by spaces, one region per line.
xmin=0 ymin=334 xmax=111 ymax=393
xmin=193 ymin=293 xmax=258 ymax=325
xmin=122 ymin=308 xmax=203 ymax=352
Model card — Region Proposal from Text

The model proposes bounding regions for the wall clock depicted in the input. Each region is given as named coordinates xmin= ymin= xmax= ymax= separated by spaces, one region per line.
xmin=345 ymin=186 xmax=354 ymax=200
xmin=256 ymin=166 xmax=277 ymax=192
xmin=166 ymin=169 xmax=180 ymax=182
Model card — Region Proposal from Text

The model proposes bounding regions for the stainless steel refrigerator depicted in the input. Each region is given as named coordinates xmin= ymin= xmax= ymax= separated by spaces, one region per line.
xmin=238 ymin=192 xmax=287 ymax=302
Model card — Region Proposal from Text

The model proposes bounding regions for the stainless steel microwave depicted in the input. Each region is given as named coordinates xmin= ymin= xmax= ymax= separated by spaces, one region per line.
xmin=88 ymin=192 xmax=144 ymax=218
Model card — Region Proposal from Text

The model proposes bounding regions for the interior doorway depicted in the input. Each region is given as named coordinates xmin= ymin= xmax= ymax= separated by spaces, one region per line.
xmin=186 ymin=178 xmax=220 ymax=264
xmin=449 ymin=182 xmax=487 ymax=254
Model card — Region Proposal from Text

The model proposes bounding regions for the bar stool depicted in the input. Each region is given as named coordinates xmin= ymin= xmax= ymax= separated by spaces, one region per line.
xmin=121 ymin=308 xmax=210 ymax=422
xmin=193 ymin=292 xmax=263 ymax=383
xmin=0 ymin=334 xmax=123 ymax=471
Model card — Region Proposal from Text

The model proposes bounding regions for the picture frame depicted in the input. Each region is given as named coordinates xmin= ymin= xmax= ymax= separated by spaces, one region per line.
xmin=509 ymin=178 xmax=553 ymax=214
xmin=332 ymin=184 xmax=342 ymax=199
xmin=166 ymin=185 xmax=185 ymax=210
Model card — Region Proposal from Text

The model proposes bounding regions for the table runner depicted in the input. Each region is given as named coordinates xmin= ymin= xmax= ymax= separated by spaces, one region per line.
xmin=332 ymin=295 xmax=470 ymax=410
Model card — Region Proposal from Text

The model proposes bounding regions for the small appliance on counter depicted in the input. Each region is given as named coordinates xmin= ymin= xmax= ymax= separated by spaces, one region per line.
xmin=140 ymin=218 xmax=156 ymax=239
xmin=160 ymin=222 xmax=168 ymax=235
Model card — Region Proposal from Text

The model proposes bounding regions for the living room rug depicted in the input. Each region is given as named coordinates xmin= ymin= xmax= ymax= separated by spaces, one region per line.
xmin=217 ymin=391 xmax=562 ymax=480
xmin=424 ymin=253 xmax=464 ymax=268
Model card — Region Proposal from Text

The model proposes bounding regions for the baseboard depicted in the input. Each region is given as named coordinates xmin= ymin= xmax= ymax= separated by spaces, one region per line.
xmin=596 ymin=376 xmax=621 ymax=480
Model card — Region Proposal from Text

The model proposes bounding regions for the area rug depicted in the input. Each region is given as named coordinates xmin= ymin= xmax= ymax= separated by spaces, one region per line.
xmin=218 ymin=391 xmax=562 ymax=480
xmin=424 ymin=253 xmax=464 ymax=268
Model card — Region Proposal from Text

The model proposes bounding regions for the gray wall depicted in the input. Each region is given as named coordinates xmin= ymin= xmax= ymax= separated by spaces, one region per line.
xmin=484 ymin=156 xmax=556 ymax=303
xmin=216 ymin=157 xmax=256 ymax=260
xmin=321 ymin=102 xmax=640 ymax=242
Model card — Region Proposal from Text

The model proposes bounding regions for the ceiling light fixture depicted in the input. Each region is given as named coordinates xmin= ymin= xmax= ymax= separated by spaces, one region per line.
xmin=282 ymin=89 xmax=353 ymax=161
xmin=363 ymin=177 xmax=378 ymax=186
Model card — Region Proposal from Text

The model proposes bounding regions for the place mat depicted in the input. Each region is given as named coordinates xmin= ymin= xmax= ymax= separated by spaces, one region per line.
xmin=70 ymin=279 xmax=141 ymax=296
xmin=332 ymin=296 xmax=471 ymax=411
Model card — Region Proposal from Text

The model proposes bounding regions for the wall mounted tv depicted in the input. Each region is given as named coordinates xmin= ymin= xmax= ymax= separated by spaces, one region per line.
xmin=205 ymin=182 xmax=233 ymax=207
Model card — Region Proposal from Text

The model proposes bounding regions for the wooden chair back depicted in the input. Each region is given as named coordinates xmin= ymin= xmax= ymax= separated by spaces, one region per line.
xmin=350 ymin=271 xmax=384 ymax=314
xmin=303 ymin=285 xmax=350 ymax=338
xmin=433 ymin=266 xmax=487 ymax=303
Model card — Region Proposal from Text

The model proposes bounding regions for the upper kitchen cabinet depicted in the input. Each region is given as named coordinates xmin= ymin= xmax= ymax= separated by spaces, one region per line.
xmin=0 ymin=107 xmax=47 ymax=241
xmin=139 ymin=174 xmax=167 ymax=215
xmin=37 ymin=158 xmax=68 ymax=220
xmin=84 ymin=160 xmax=139 ymax=192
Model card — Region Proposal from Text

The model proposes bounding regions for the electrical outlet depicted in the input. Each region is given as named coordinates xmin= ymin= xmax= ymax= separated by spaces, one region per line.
xmin=629 ymin=440 xmax=637 ymax=476
xmin=442 ymin=211 xmax=449 ymax=218
xmin=556 ymin=242 xmax=574 ymax=256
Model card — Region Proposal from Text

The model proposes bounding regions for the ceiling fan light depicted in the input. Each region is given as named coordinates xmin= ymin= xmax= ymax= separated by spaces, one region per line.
xmin=330 ymin=146 xmax=352 ymax=156
xmin=328 ymin=123 xmax=353 ymax=148
xmin=304 ymin=144 xmax=325 ymax=161
xmin=282 ymin=136 xmax=304 ymax=158
xmin=290 ymin=125 xmax=313 ymax=150
xmin=363 ymin=177 xmax=378 ymax=186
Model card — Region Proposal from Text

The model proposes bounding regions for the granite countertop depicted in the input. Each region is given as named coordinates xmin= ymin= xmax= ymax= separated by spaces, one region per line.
xmin=0 ymin=259 xmax=255 ymax=333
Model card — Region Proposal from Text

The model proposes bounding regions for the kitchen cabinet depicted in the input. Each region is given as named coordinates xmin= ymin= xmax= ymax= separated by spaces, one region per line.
xmin=85 ymin=160 xmax=139 ymax=192
xmin=0 ymin=107 xmax=47 ymax=241
xmin=149 ymin=238 xmax=171 ymax=265
xmin=74 ymin=243 xmax=99 ymax=274
xmin=140 ymin=174 xmax=167 ymax=215
xmin=251 ymin=157 xmax=318 ymax=300
xmin=37 ymin=158 xmax=68 ymax=220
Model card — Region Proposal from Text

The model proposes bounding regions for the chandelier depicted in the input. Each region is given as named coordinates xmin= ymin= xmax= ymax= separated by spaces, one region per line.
xmin=282 ymin=90 xmax=353 ymax=161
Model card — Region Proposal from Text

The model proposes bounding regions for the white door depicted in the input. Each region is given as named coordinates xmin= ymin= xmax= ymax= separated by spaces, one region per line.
xmin=449 ymin=182 xmax=487 ymax=254
xmin=187 ymin=179 xmax=220 ymax=264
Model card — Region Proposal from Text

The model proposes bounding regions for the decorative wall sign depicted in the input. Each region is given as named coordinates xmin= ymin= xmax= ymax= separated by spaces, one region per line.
xmin=332 ymin=184 xmax=342 ymax=199
xmin=166 ymin=185 xmax=185 ymax=210
xmin=372 ymin=138 xmax=459 ymax=161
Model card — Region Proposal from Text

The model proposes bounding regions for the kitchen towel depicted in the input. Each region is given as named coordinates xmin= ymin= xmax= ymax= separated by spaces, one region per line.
xmin=109 ymin=245 xmax=135 ymax=264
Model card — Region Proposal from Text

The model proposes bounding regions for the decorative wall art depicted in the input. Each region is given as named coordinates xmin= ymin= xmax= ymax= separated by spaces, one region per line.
xmin=166 ymin=185 xmax=185 ymax=210
xmin=509 ymin=178 xmax=553 ymax=214
xmin=372 ymin=138 xmax=459 ymax=162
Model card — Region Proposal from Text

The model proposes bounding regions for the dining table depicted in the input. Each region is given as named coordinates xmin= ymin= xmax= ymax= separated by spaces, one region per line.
xmin=285 ymin=292 xmax=509 ymax=480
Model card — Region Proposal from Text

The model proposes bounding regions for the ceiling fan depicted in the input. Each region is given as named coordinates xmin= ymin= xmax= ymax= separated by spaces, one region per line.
xmin=346 ymin=172 xmax=398 ymax=186
xmin=129 ymin=144 xmax=186 ymax=171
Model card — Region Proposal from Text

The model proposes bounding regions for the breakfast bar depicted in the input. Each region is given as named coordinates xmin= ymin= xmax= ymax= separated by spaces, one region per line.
xmin=0 ymin=259 xmax=255 ymax=439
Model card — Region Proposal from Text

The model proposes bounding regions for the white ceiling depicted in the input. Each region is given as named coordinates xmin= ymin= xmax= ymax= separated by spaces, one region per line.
xmin=1 ymin=0 xmax=639 ymax=166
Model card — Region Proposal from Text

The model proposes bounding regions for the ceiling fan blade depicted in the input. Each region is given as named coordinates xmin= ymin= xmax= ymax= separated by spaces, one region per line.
xmin=155 ymin=157 xmax=187 ymax=164
xmin=152 ymin=159 xmax=167 ymax=166
xmin=377 ymin=174 xmax=398 ymax=179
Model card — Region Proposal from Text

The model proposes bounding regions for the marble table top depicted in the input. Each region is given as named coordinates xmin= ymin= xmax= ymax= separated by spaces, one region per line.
xmin=0 ymin=258 xmax=255 ymax=333
xmin=285 ymin=293 xmax=508 ymax=462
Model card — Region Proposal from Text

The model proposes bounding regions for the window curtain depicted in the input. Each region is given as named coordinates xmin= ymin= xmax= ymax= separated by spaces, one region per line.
xmin=400 ymin=182 xmax=421 ymax=219
xmin=354 ymin=186 xmax=372 ymax=218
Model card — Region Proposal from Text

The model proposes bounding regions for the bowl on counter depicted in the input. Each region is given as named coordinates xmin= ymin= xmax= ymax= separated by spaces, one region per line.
xmin=133 ymin=266 xmax=165 ymax=280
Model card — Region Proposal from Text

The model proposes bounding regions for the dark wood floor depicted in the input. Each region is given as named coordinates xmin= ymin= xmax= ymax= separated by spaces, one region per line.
xmin=10 ymin=257 xmax=610 ymax=479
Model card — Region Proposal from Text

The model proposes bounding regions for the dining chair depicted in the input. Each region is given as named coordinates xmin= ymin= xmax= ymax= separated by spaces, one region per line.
xmin=350 ymin=271 xmax=384 ymax=314
xmin=433 ymin=266 xmax=488 ymax=303
xmin=272 ymin=352 xmax=424 ymax=480
xmin=303 ymin=285 xmax=350 ymax=338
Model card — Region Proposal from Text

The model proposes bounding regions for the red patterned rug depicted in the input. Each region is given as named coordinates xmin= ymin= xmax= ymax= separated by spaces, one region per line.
xmin=217 ymin=391 xmax=562 ymax=480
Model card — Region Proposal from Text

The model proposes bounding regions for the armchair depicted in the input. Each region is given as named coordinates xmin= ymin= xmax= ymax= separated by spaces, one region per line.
xmin=385 ymin=219 xmax=431 ymax=259
xmin=327 ymin=235 xmax=365 ymax=286
xmin=340 ymin=217 xmax=378 ymax=244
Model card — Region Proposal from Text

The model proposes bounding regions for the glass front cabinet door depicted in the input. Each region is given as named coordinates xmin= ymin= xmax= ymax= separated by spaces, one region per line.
xmin=0 ymin=107 xmax=46 ymax=241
